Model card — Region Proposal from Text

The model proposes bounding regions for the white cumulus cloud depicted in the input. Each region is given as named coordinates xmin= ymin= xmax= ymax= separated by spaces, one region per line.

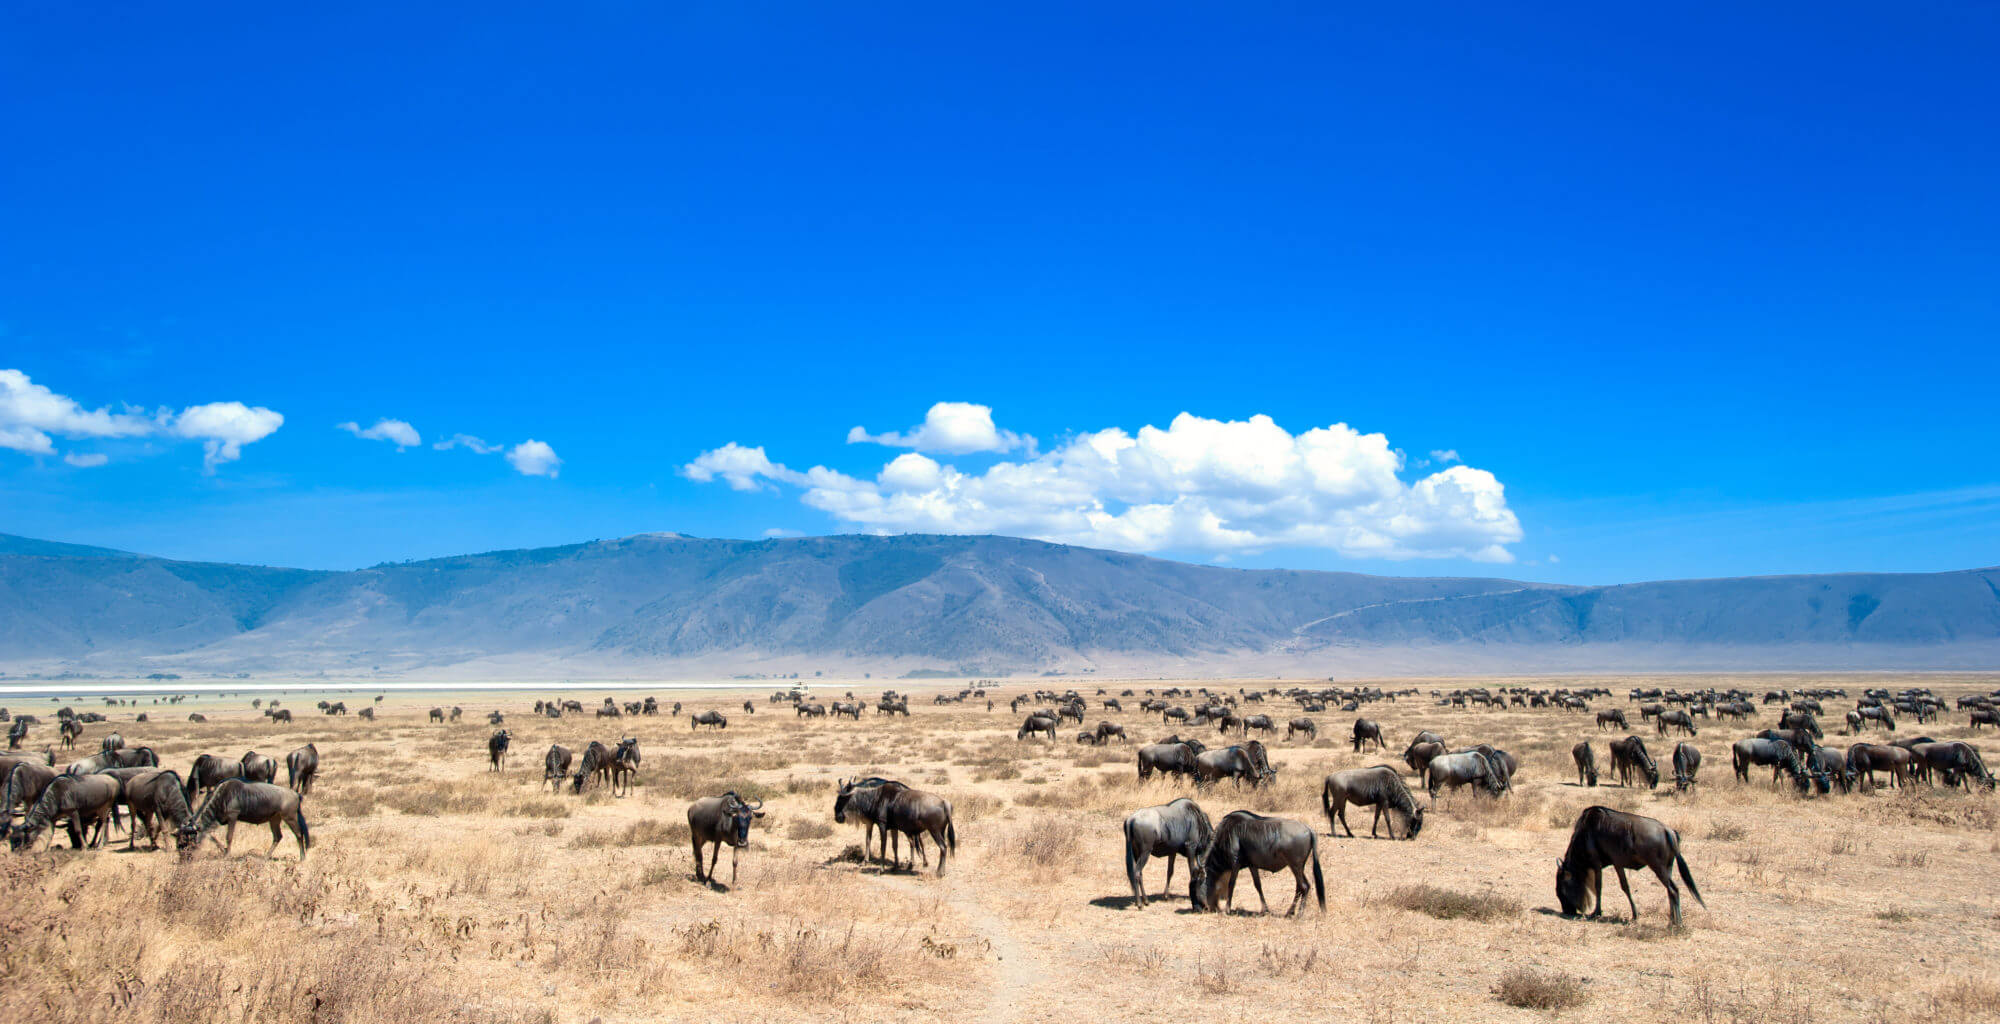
xmin=505 ymin=439 xmax=562 ymax=478
xmin=338 ymin=418 xmax=421 ymax=449
xmin=847 ymin=401 xmax=1035 ymax=455
xmin=685 ymin=410 xmax=1523 ymax=561
xmin=0 ymin=369 xmax=282 ymax=470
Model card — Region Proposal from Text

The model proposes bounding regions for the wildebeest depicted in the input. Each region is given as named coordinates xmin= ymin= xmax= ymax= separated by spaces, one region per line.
xmin=1017 ymin=714 xmax=1059 ymax=742
xmin=1856 ymin=706 xmax=1897 ymax=732
xmin=833 ymin=777 xmax=957 ymax=876
xmin=1425 ymin=749 xmax=1509 ymax=799
xmin=8 ymin=773 xmax=122 ymax=851
xmin=1286 ymin=718 xmax=1316 ymax=742
xmin=358 ymin=707 xmax=374 ymax=721
xmin=691 ymin=710 xmax=728 ymax=731
xmin=687 ymin=791 xmax=764 ymax=887
xmin=487 ymin=730 xmax=511 ymax=771
xmin=609 ymin=738 xmax=640 ymax=796
xmin=1403 ymin=740 xmax=1446 ymax=779
xmin=1610 ymin=736 xmax=1659 ymax=789
xmin=1779 ymin=710 xmax=1822 ymax=739
xmin=285 ymin=743 xmax=318 ymax=794
xmin=1656 ymin=710 xmax=1698 ymax=737
xmin=1094 ymin=721 xmax=1128 ymax=744
xmin=1911 ymin=741 xmax=1994 ymax=790
xmin=59 ymin=718 xmax=82 ymax=749
xmin=1 ymin=761 xmax=60 ymax=841
xmin=1572 ymin=742 xmax=1599 ymax=787
xmin=1123 ymin=798 xmax=1213 ymax=909
xmin=571 ymin=741 xmax=615 ymax=793
xmin=187 ymin=713 xmax=206 ymax=723
xmin=1597 ymin=709 xmax=1629 ymax=731
xmin=101 ymin=733 xmax=124 ymax=752
xmin=1846 ymin=742 xmax=1913 ymax=790
xmin=1555 ymin=805 xmax=1704 ymax=926
xmin=1971 ymin=708 xmax=1999 ymax=730
xmin=1672 ymin=743 xmax=1701 ymax=790
xmin=1192 ymin=810 xmax=1325 ymax=915
xmin=1137 ymin=741 xmax=1202 ymax=781
xmin=1732 ymin=737 xmax=1806 ymax=788
xmin=180 ymin=779 xmax=311 ymax=859
xmin=1195 ymin=741 xmax=1276 ymax=788
xmin=268 ymin=708 xmax=292 ymax=724
xmin=240 ymin=750 xmax=279 ymax=785
xmin=185 ymin=753 xmax=243 ymax=803
xmin=122 ymin=770 xmax=196 ymax=850
xmin=429 ymin=707 xmax=445 ymax=724
xmin=1321 ymin=766 xmax=1424 ymax=839
xmin=543 ymin=744 xmax=574 ymax=792
xmin=1351 ymin=719 xmax=1386 ymax=753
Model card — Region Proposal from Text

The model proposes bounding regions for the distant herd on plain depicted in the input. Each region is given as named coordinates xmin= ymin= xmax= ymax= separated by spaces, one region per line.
xmin=2 ymin=680 xmax=1994 ymax=923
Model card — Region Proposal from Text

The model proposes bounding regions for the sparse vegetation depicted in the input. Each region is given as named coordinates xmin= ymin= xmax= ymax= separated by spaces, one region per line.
xmin=1382 ymin=883 xmax=1522 ymax=921
xmin=1496 ymin=967 xmax=1587 ymax=1011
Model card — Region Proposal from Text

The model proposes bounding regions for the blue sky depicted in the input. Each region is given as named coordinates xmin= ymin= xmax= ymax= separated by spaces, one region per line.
xmin=3 ymin=3 xmax=1996 ymax=582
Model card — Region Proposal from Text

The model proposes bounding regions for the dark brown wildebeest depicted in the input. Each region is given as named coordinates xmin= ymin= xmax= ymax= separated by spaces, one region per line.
xmin=744 ymin=700 xmax=757 ymax=714
xmin=180 ymin=779 xmax=310 ymax=859
xmin=1095 ymin=721 xmax=1128 ymax=744
xmin=1555 ymin=805 xmax=1704 ymax=926
xmin=240 ymin=750 xmax=278 ymax=785
xmin=1778 ymin=711 xmax=1822 ymax=739
xmin=122 ymin=770 xmax=196 ymax=850
xmin=187 ymin=713 xmax=206 ymax=723
xmin=1242 ymin=714 xmax=1275 ymax=738
xmin=1572 ymin=741 xmax=1599 ymax=787
xmin=429 ymin=707 xmax=445 ymax=724
xmin=487 ymin=730 xmax=511 ymax=771
xmin=1911 ymin=741 xmax=1994 ymax=790
xmin=833 ymin=776 xmax=958 ymax=876
xmin=1597 ymin=709 xmax=1629 ymax=731
xmin=1732 ymin=737 xmax=1806 ymax=788
xmin=1846 ymin=742 xmax=1912 ymax=790
xmin=185 ymin=753 xmax=242 ymax=803
xmin=831 ymin=776 xmax=903 ymax=863
xmin=1404 ymin=740 xmax=1446 ymax=779
xmin=1123 ymin=797 xmax=1213 ymax=909
xmin=1610 ymin=736 xmax=1659 ymax=789
xmin=687 ymin=791 xmax=764 ymax=887
xmin=1192 ymin=810 xmax=1325 ymax=916
xmin=609 ymin=738 xmax=640 ymax=797
xmin=60 ymin=718 xmax=82 ymax=749
xmin=358 ymin=707 xmax=374 ymax=721
xmin=1673 ymin=743 xmax=1701 ymax=790
xmin=1 ymin=762 xmax=61 ymax=842
xmin=1656 ymin=710 xmax=1698 ymax=737
xmin=1195 ymin=741 xmax=1276 ymax=788
xmin=285 ymin=743 xmax=318 ymax=794
xmin=571 ymin=741 xmax=614 ymax=793
xmin=1286 ymin=718 xmax=1316 ymax=742
xmin=1970 ymin=708 xmax=1999 ymax=731
xmin=796 ymin=702 xmax=826 ymax=719
xmin=1856 ymin=706 xmax=1897 ymax=732
xmin=8 ymin=773 xmax=122 ymax=851
xmin=1425 ymin=749 xmax=1508 ymax=799
xmin=101 ymin=733 xmax=124 ymax=752
xmin=1137 ymin=741 xmax=1201 ymax=781
xmin=1321 ymin=766 xmax=1425 ymax=839
xmin=1352 ymin=719 xmax=1386 ymax=753
xmin=543 ymin=744 xmax=573 ymax=792
xmin=691 ymin=710 xmax=728 ymax=731
xmin=269 ymin=709 xmax=292 ymax=724
xmin=1017 ymin=714 xmax=1058 ymax=742
xmin=1076 ymin=730 xmax=1101 ymax=745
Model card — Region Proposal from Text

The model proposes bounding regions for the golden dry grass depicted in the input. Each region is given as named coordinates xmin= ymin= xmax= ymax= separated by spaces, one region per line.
xmin=1 ymin=672 xmax=1997 ymax=1023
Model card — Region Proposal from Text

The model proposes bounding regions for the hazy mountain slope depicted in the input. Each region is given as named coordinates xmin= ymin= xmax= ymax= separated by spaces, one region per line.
xmin=0 ymin=531 xmax=1995 ymax=674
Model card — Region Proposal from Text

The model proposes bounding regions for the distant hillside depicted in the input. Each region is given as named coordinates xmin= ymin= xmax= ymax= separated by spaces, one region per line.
xmin=1 ymin=531 xmax=1996 ymax=676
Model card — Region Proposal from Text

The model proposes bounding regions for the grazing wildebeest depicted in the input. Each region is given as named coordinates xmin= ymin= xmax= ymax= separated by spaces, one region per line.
xmin=744 ymin=700 xmax=757 ymax=714
xmin=1137 ymin=741 xmax=1202 ymax=781
xmin=1555 ymin=806 xmax=1704 ymax=926
xmin=1857 ymin=706 xmax=1897 ymax=732
xmin=1597 ymin=709 xmax=1629 ymax=731
xmin=1 ymin=762 xmax=62 ymax=843
xmin=1656 ymin=710 xmax=1698 ymax=737
xmin=1425 ymin=748 xmax=1509 ymax=799
xmin=1241 ymin=714 xmax=1275 ymax=738
xmin=1404 ymin=740 xmax=1446 ymax=779
xmin=1162 ymin=706 xmax=1189 ymax=725
xmin=1971 ymin=708 xmax=1999 ymax=731
xmin=691 ymin=710 xmax=728 ymax=731
xmin=1321 ymin=766 xmax=1425 ymax=839
xmin=1572 ymin=742 xmax=1599 ymax=787
xmin=1779 ymin=711 xmax=1822 ymax=739
xmin=1095 ymin=721 xmax=1128 ymax=744
xmin=1351 ymin=719 xmax=1386 ymax=753
xmin=1673 ymin=743 xmax=1701 ymax=790
xmin=1732 ymin=737 xmax=1806 ymax=787
xmin=1809 ymin=747 xmax=1854 ymax=793
xmin=180 ymin=779 xmax=311 ymax=859
xmin=796 ymin=703 xmax=827 ymax=719
xmin=8 ymin=774 xmax=122 ymax=851
xmin=1123 ymin=798 xmax=1213 ymax=909
xmin=184 ymin=753 xmax=243 ymax=803
xmin=543 ymin=744 xmax=573 ymax=792
xmin=1911 ymin=741 xmax=1994 ymax=790
xmin=1286 ymin=718 xmax=1316 ymax=742
xmin=1192 ymin=810 xmax=1325 ymax=916
xmin=123 ymin=770 xmax=196 ymax=850
xmin=429 ymin=707 xmax=445 ymax=724
xmin=358 ymin=707 xmax=374 ymax=721
xmin=833 ymin=777 xmax=957 ymax=876
xmin=487 ymin=730 xmax=511 ymax=771
xmin=1195 ymin=741 xmax=1276 ymax=788
xmin=187 ymin=713 xmax=206 ymax=723
xmin=571 ymin=741 xmax=614 ymax=793
xmin=1847 ymin=742 xmax=1912 ymax=790
xmin=240 ymin=750 xmax=279 ymax=785
xmin=1610 ymin=736 xmax=1659 ymax=789
xmin=285 ymin=743 xmax=318 ymax=794
xmin=1017 ymin=714 xmax=1059 ymax=742
xmin=687 ymin=791 xmax=764 ymax=887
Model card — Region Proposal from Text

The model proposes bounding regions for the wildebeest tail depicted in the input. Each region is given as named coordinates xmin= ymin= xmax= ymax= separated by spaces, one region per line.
xmin=1309 ymin=834 xmax=1326 ymax=909
xmin=1672 ymin=830 xmax=1704 ymax=908
xmin=297 ymin=807 xmax=312 ymax=850
xmin=1319 ymin=778 xmax=1331 ymax=819
xmin=945 ymin=809 xmax=956 ymax=853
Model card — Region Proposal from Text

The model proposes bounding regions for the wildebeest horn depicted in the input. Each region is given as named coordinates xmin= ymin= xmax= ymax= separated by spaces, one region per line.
xmin=746 ymin=797 xmax=763 ymax=810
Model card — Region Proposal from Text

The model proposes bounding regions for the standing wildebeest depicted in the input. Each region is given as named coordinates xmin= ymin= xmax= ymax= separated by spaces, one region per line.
xmin=123 ymin=770 xmax=196 ymax=850
xmin=1971 ymin=708 xmax=2000 ymax=731
xmin=1286 ymin=718 xmax=1316 ymax=742
xmin=185 ymin=753 xmax=244 ymax=803
xmin=101 ymin=733 xmax=124 ymax=752
xmin=1242 ymin=714 xmax=1275 ymax=738
xmin=1911 ymin=741 xmax=1994 ymax=790
xmin=1847 ymin=742 xmax=1912 ymax=790
xmin=1123 ymin=797 xmax=1213 ymax=908
xmin=1192 ymin=810 xmax=1325 ymax=916
xmin=691 ymin=710 xmax=728 ymax=731
xmin=180 ymin=779 xmax=310 ymax=859
xmin=1017 ymin=714 xmax=1059 ymax=742
xmin=1321 ymin=766 xmax=1425 ymax=839
xmin=8 ymin=774 xmax=122 ymax=851
xmin=1597 ymin=709 xmax=1629 ymax=731
xmin=1779 ymin=711 xmax=1822 ymax=739
xmin=1809 ymin=747 xmax=1854 ymax=793
xmin=744 ymin=700 xmax=757 ymax=714
xmin=543 ymin=744 xmax=573 ymax=792
xmin=1572 ymin=742 xmax=1599 ymax=787
xmin=1426 ymin=749 xmax=1509 ymax=799
xmin=1352 ymin=719 xmax=1386 ymax=753
xmin=1610 ymin=736 xmax=1659 ymax=789
xmin=1656 ymin=710 xmax=1698 ymax=737
xmin=609 ymin=738 xmax=641 ymax=796
xmin=1195 ymin=741 xmax=1276 ymax=788
xmin=358 ymin=707 xmax=374 ymax=721
xmin=1732 ymin=737 xmax=1806 ymax=787
xmin=240 ymin=750 xmax=278 ymax=785
xmin=1 ymin=762 xmax=60 ymax=841
xmin=429 ymin=707 xmax=445 ymax=724
xmin=285 ymin=743 xmax=318 ymax=794
xmin=1556 ymin=806 xmax=1704 ymax=926
xmin=1673 ymin=743 xmax=1701 ymax=790
xmin=833 ymin=777 xmax=957 ymax=876
xmin=269 ymin=709 xmax=292 ymax=724
xmin=1094 ymin=721 xmax=1128 ymax=744
xmin=1856 ymin=706 xmax=1897 ymax=732
xmin=59 ymin=718 xmax=81 ymax=749
xmin=487 ymin=730 xmax=511 ymax=771
xmin=687 ymin=791 xmax=764 ymax=887
xmin=571 ymin=741 xmax=614 ymax=793
xmin=1137 ymin=741 xmax=1202 ymax=781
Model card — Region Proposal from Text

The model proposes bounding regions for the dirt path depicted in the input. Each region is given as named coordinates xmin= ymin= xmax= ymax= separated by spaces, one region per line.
xmin=866 ymin=865 xmax=1043 ymax=1024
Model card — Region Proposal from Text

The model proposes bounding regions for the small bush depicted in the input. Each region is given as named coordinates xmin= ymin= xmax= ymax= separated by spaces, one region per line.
xmin=1707 ymin=818 xmax=1748 ymax=841
xmin=1496 ymin=967 xmax=1587 ymax=1011
xmin=788 ymin=819 xmax=835 ymax=840
xmin=1382 ymin=884 xmax=1521 ymax=922
xmin=568 ymin=819 xmax=689 ymax=848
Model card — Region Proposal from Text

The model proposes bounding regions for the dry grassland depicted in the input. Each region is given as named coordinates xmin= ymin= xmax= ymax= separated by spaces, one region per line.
xmin=2 ymin=673 xmax=1998 ymax=1024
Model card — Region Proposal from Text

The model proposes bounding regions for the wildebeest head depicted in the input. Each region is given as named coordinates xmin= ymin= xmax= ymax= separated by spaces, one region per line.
xmin=720 ymin=791 xmax=764 ymax=846
xmin=1555 ymin=858 xmax=1588 ymax=916
xmin=1404 ymin=805 xmax=1426 ymax=839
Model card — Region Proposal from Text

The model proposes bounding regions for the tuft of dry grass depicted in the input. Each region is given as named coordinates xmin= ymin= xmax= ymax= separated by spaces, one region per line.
xmin=567 ymin=818 xmax=690 ymax=848
xmin=1382 ymin=883 xmax=1521 ymax=921
xmin=1496 ymin=967 xmax=1588 ymax=1011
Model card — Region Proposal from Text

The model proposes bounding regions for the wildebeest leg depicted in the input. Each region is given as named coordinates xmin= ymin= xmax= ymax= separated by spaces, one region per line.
xmin=730 ymin=845 xmax=739 ymax=888
xmin=1614 ymin=866 xmax=1638 ymax=922
xmin=911 ymin=831 xmax=930 ymax=867
xmin=1370 ymin=805 xmax=1384 ymax=838
xmin=269 ymin=819 xmax=283 ymax=855
xmin=1288 ymin=864 xmax=1310 ymax=917
xmin=708 ymin=843 xmax=723 ymax=885
xmin=223 ymin=822 xmax=236 ymax=854
xmin=1650 ymin=861 xmax=1682 ymax=926
xmin=1247 ymin=869 xmax=1270 ymax=914
xmin=1128 ymin=847 xmax=1150 ymax=908
xmin=1587 ymin=868 xmax=1603 ymax=918
xmin=691 ymin=838 xmax=706 ymax=881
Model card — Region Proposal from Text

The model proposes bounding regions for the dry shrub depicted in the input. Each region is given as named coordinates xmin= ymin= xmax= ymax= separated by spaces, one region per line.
xmin=1001 ymin=813 xmax=1084 ymax=870
xmin=502 ymin=798 xmax=571 ymax=818
xmin=1864 ymin=789 xmax=2000 ymax=831
xmin=1927 ymin=976 xmax=2000 ymax=1017
xmin=1495 ymin=967 xmax=1587 ymax=1011
xmin=378 ymin=784 xmax=491 ymax=816
xmin=667 ymin=917 xmax=912 ymax=995
xmin=568 ymin=818 xmax=689 ymax=848
xmin=1382 ymin=884 xmax=1521 ymax=921
xmin=318 ymin=786 xmax=378 ymax=818
xmin=787 ymin=818 xmax=835 ymax=840
xmin=1707 ymin=818 xmax=1749 ymax=841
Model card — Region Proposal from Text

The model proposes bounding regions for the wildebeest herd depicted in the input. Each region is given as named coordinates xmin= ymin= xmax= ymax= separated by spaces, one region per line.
xmin=3 ymin=680 xmax=1994 ymax=926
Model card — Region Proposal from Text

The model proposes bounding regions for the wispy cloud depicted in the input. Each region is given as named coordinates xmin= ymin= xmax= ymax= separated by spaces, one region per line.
xmin=1 ymin=368 xmax=283 ymax=471
xmin=337 ymin=418 xmax=421 ymax=450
